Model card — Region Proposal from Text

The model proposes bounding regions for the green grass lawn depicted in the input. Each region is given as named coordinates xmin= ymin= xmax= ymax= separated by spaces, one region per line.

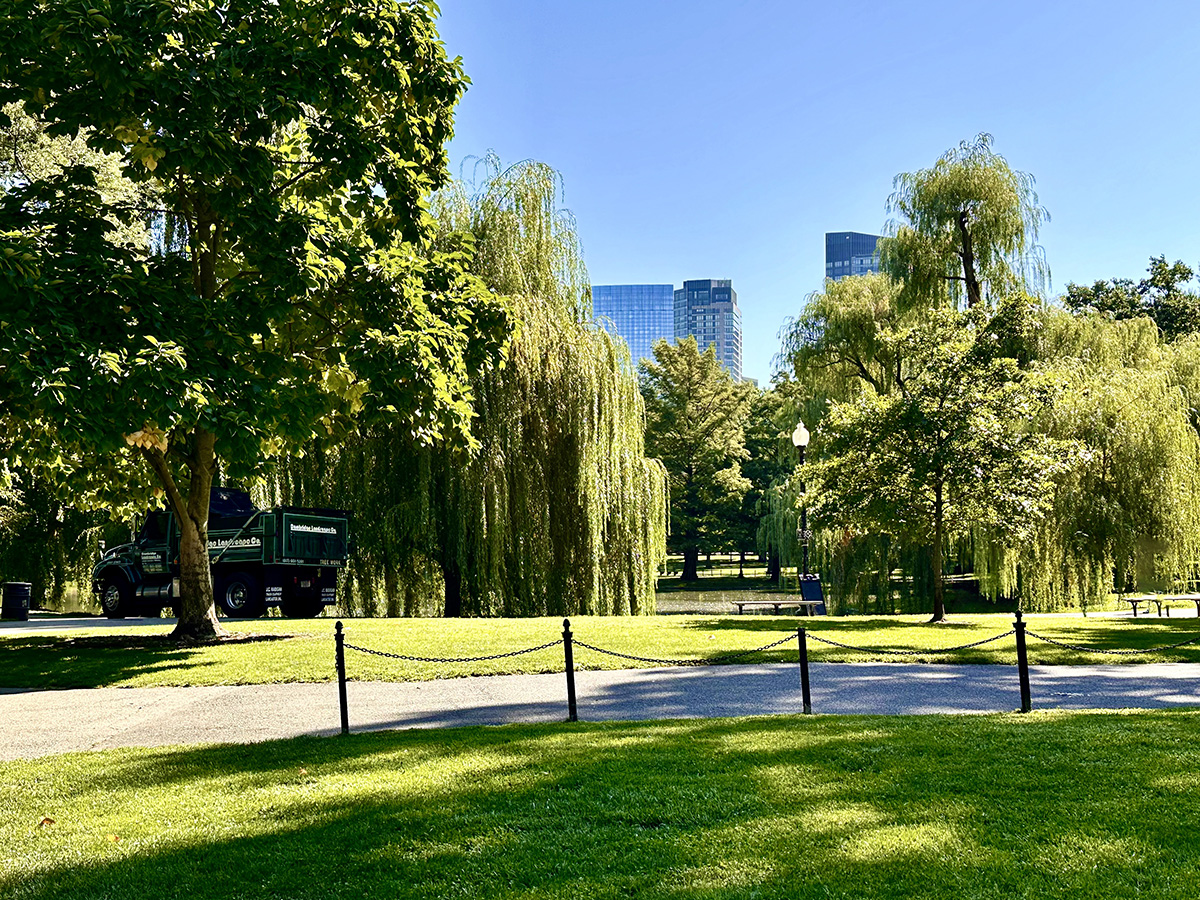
xmin=3 ymin=613 xmax=1200 ymax=690
xmin=2 ymin=711 xmax=1199 ymax=899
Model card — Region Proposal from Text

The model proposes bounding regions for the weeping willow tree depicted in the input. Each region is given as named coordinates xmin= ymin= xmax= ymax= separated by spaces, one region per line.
xmin=271 ymin=158 xmax=667 ymax=616
xmin=880 ymin=133 xmax=1050 ymax=311
xmin=973 ymin=313 xmax=1200 ymax=610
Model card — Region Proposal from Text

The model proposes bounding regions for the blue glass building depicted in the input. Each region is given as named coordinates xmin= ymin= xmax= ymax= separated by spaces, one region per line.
xmin=825 ymin=232 xmax=881 ymax=281
xmin=591 ymin=284 xmax=675 ymax=367
xmin=674 ymin=279 xmax=742 ymax=381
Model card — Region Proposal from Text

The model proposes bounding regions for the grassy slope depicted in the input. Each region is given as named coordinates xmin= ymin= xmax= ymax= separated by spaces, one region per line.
xmin=2 ymin=711 xmax=1198 ymax=899
xmin=3 ymin=614 xmax=1200 ymax=689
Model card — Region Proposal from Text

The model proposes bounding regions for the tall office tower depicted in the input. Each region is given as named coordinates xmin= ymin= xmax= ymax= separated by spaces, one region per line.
xmin=825 ymin=231 xmax=881 ymax=281
xmin=673 ymin=278 xmax=742 ymax=381
xmin=591 ymin=284 xmax=675 ymax=367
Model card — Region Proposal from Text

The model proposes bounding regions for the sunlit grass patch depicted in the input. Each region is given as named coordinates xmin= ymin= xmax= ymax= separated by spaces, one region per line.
xmin=2 ymin=711 xmax=1200 ymax=898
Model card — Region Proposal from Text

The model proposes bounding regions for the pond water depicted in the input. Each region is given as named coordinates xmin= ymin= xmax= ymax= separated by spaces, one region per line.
xmin=654 ymin=590 xmax=809 ymax=616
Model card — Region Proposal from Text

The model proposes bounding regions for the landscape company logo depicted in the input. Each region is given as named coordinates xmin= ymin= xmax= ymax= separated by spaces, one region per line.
xmin=290 ymin=523 xmax=339 ymax=535
xmin=210 ymin=536 xmax=261 ymax=550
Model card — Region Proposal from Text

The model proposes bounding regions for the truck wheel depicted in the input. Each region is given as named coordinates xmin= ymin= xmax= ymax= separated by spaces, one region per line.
xmin=217 ymin=572 xmax=265 ymax=618
xmin=100 ymin=576 xmax=132 ymax=619
xmin=281 ymin=598 xmax=324 ymax=619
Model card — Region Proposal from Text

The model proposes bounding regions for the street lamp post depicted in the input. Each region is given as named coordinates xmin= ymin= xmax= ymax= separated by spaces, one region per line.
xmin=791 ymin=420 xmax=810 ymax=578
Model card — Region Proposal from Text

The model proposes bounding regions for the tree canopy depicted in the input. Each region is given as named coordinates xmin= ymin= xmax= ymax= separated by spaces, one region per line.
xmin=1064 ymin=256 xmax=1200 ymax=341
xmin=808 ymin=302 xmax=1070 ymax=621
xmin=0 ymin=0 xmax=510 ymax=637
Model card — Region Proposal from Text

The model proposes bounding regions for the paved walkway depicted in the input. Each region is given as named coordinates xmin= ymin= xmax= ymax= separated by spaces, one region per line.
xmin=3 ymin=661 xmax=1200 ymax=760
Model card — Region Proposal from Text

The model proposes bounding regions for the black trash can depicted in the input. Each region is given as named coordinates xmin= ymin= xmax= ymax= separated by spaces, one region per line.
xmin=2 ymin=582 xmax=31 ymax=621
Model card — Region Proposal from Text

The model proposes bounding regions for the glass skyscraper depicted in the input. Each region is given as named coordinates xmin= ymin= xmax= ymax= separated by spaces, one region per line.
xmin=592 ymin=279 xmax=744 ymax=381
xmin=825 ymin=232 xmax=881 ymax=281
xmin=673 ymin=279 xmax=742 ymax=381
xmin=591 ymin=284 xmax=674 ymax=366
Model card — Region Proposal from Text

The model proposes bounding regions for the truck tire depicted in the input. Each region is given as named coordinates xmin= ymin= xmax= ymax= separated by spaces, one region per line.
xmin=100 ymin=575 xmax=132 ymax=619
xmin=217 ymin=571 xmax=265 ymax=618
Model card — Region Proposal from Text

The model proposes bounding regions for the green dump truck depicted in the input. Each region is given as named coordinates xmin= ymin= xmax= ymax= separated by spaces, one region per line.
xmin=91 ymin=488 xmax=351 ymax=619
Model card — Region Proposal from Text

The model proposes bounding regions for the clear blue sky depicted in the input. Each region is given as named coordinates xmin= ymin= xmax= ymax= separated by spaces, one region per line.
xmin=436 ymin=0 xmax=1200 ymax=384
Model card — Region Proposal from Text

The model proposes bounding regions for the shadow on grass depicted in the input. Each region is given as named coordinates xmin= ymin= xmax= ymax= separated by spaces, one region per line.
xmin=7 ymin=713 xmax=1200 ymax=899
xmin=0 ymin=633 xmax=293 ymax=690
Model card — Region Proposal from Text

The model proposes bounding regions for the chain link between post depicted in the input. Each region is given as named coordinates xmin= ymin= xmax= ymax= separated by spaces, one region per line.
xmin=1024 ymin=631 xmax=1200 ymax=655
xmin=805 ymin=629 xmax=1016 ymax=655
xmin=342 ymin=639 xmax=564 ymax=664
xmin=572 ymin=632 xmax=798 ymax=667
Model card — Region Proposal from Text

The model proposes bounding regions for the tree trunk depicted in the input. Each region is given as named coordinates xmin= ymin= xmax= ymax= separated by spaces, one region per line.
xmin=957 ymin=211 xmax=982 ymax=308
xmin=146 ymin=427 xmax=224 ymax=641
xmin=738 ymin=549 xmax=745 ymax=579
xmin=383 ymin=559 xmax=400 ymax=617
xmin=928 ymin=482 xmax=947 ymax=623
xmin=442 ymin=562 xmax=463 ymax=617
xmin=767 ymin=548 xmax=780 ymax=584
xmin=681 ymin=547 xmax=700 ymax=582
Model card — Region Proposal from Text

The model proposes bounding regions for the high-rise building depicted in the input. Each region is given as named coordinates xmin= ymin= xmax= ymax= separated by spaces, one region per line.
xmin=825 ymin=232 xmax=881 ymax=282
xmin=674 ymin=278 xmax=742 ymax=381
xmin=591 ymin=284 xmax=674 ymax=366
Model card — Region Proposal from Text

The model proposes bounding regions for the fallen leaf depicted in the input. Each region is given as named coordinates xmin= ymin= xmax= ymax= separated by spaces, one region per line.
xmin=109 ymin=834 xmax=121 ymax=844
xmin=298 ymin=767 xmax=308 ymax=776
xmin=38 ymin=817 xmax=54 ymax=827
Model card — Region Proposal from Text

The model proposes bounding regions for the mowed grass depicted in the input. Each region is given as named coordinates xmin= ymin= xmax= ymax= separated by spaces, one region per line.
xmin=3 ymin=613 xmax=1200 ymax=689
xmin=2 ymin=711 xmax=1200 ymax=899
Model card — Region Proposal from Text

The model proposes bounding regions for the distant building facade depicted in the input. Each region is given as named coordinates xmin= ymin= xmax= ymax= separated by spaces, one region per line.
xmin=673 ymin=278 xmax=742 ymax=381
xmin=826 ymin=231 xmax=881 ymax=282
xmin=591 ymin=284 xmax=674 ymax=366
xmin=591 ymin=278 xmax=744 ymax=381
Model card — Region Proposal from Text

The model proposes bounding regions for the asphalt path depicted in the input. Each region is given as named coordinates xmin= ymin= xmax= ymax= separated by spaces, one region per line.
xmin=3 ymin=661 xmax=1200 ymax=760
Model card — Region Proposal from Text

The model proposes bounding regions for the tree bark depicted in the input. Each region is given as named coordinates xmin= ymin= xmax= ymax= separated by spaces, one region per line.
xmin=146 ymin=427 xmax=224 ymax=641
xmin=928 ymin=481 xmax=947 ymax=623
xmin=681 ymin=547 xmax=700 ymax=582
xmin=957 ymin=211 xmax=982 ymax=308
xmin=442 ymin=562 xmax=463 ymax=617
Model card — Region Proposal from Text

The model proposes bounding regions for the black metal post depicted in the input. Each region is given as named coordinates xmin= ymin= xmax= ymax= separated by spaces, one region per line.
xmin=798 ymin=627 xmax=812 ymax=714
xmin=563 ymin=618 xmax=578 ymax=722
xmin=335 ymin=620 xmax=350 ymax=735
xmin=1014 ymin=611 xmax=1032 ymax=713
xmin=798 ymin=445 xmax=809 ymax=578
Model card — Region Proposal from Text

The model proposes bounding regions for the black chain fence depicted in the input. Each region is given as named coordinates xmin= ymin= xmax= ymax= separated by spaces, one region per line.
xmin=806 ymin=630 xmax=1016 ymax=656
xmin=342 ymin=639 xmax=563 ymax=664
xmin=572 ymin=632 xmax=797 ymax=667
xmin=330 ymin=614 xmax=1200 ymax=733
xmin=1025 ymin=630 xmax=1200 ymax=656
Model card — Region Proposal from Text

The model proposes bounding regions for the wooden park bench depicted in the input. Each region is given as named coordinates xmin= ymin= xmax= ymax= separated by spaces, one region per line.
xmin=731 ymin=599 xmax=824 ymax=616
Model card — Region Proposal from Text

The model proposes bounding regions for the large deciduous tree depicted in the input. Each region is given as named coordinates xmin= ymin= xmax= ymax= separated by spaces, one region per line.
xmin=809 ymin=303 xmax=1070 ymax=622
xmin=0 ymin=0 xmax=510 ymax=638
xmin=880 ymin=133 xmax=1049 ymax=311
xmin=641 ymin=337 xmax=753 ymax=582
